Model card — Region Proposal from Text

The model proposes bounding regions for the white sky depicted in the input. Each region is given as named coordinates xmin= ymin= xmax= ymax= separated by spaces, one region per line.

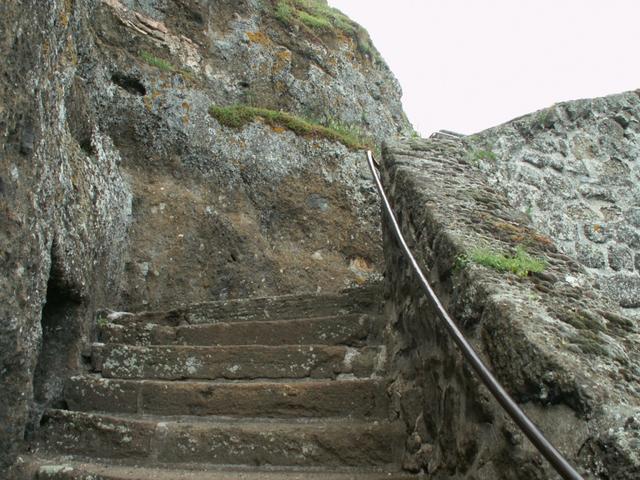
xmin=328 ymin=0 xmax=640 ymax=136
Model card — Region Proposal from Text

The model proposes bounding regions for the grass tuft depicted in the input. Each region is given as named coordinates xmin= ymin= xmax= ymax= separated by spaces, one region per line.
xmin=209 ymin=105 xmax=372 ymax=150
xmin=96 ymin=315 xmax=109 ymax=328
xmin=274 ymin=0 xmax=294 ymax=24
xmin=139 ymin=50 xmax=194 ymax=80
xmin=472 ymin=149 xmax=497 ymax=162
xmin=468 ymin=246 xmax=546 ymax=277
xmin=271 ymin=0 xmax=375 ymax=59
xmin=140 ymin=51 xmax=174 ymax=72
xmin=298 ymin=10 xmax=332 ymax=30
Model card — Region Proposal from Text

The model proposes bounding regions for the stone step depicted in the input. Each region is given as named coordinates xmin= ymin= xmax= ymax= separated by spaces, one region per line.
xmin=105 ymin=286 xmax=382 ymax=327
xmin=65 ymin=376 xmax=389 ymax=418
xmin=30 ymin=458 xmax=413 ymax=480
xmin=98 ymin=314 xmax=377 ymax=347
xmin=37 ymin=410 xmax=405 ymax=468
xmin=92 ymin=344 xmax=383 ymax=380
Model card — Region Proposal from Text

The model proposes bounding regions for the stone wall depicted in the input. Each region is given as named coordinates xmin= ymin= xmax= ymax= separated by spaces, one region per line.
xmin=468 ymin=91 xmax=640 ymax=314
xmin=382 ymin=136 xmax=639 ymax=479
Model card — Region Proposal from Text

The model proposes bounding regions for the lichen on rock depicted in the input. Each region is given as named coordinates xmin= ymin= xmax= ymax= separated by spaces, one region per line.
xmin=467 ymin=91 xmax=640 ymax=316
xmin=382 ymin=134 xmax=640 ymax=479
xmin=0 ymin=0 xmax=408 ymax=473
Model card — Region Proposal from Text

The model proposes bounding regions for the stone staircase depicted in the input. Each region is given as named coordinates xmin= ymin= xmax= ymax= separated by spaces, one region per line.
xmin=23 ymin=287 xmax=410 ymax=479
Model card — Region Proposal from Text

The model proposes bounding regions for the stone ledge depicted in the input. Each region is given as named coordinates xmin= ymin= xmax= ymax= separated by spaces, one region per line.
xmin=382 ymin=136 xmax=639 ymax=479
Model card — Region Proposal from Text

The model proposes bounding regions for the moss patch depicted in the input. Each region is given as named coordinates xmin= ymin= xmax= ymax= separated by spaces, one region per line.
xmin=209 ymin=105 xmax=372 ymax=150
xmin=140 ymin=51 xmax=174 ymax=71
xmin=468 ymin=246 xmax=546 ymax=277
xmin=139 ymin=50 xmax=193 ymax=79
xmin=298 ymin=10 xmax=332 ymax=30
xmin=270 ymin=0 xmax=376 ymax=59
xmin=274 ymin=0 xmax=294 ymax=24
xmin=469 ymin=149 xmax=497 ymax=164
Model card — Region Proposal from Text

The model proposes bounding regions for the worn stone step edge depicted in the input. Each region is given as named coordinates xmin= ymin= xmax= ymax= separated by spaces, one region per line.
xmin=65 ymin=376 xmax=390 ymax=418
xmin=103 ymin=286 xmax=382 ymax=327
xmin=36 ymin=410 xmax=405 ymax=467
xmin=92 ymin=344 xmax=386 ymax=381
xmin=98 ymin=314 xmax=381 ymax=347
xmin=23 ymin=456 xmax=413 ymax=480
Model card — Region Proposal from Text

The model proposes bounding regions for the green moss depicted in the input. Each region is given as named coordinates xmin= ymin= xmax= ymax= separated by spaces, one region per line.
xmin=469 ymin=246 xmax=546 ymax=277
xmin=209 ymin=105 xmax=372 ymax=150
xmin=533 ymin=108 xmax=553 ymax=129
xmin=96 ymin=315 xmax=108 ymax=328
xmin=471 ymin=149 xmax=497 ymax=162
xmin=294 ymin=0 xmax=355 ymax=32
xmin=209 ymin=105 xmax=256 ymax=128
xmin=298 ymin=10 xmax=332 ymax=30
xmin=140 ymin=50 xmax=174 ymax=72
xmin=274 ymin=0 xmax=294 ymax=24
xmin=453 ymin=254 xmax=471 ymax=272
xmin=270 ymin=0 xmax=376 ymax=60
xmin=139 ymin=50 xmax=194 ymax=80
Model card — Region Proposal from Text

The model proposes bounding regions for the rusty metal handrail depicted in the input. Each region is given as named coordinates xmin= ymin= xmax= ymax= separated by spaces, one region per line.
xmin=366 ymin=150 xmax=584 ymax=480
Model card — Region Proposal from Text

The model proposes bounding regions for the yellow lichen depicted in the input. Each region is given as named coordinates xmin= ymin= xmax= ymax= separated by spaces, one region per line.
xmin=246 ymin=31 xmax=271 ymax=46
xmin=274 ymin=80 xmax=288 ymax=94
xmin=270 ymin=125 xmax=286 ymax=134
xmin=64 ymin=34 xmax=78 ymax=66
xmin=490 ymin=220 xmax=554 ymax=248
xmin=60 ymin=0 xmax=73 ymax=28
xmin=143 ymin=96 xmax=153 ymax=111
xmin=273 ymin=49 xmax=292 ymax=73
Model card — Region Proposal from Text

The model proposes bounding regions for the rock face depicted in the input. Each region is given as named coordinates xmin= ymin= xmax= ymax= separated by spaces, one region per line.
xmin=0 ymin=0 xmax=408 ymax=472
xmin=3 ymin=0 xmax=639 ymax=477
xmin=382 ymin=135 xmax=639 ymax=479
xmin=88 ymin=0 xmax=409 ymax=309
xmin=1 ymin=0 xmax=132 ymax=473
xmin=468 ymin=92 xmax=640 ymax=314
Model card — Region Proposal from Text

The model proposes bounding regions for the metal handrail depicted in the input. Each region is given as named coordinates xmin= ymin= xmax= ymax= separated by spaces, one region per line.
xmin=366 ymin=151 xmax=584 ymax=480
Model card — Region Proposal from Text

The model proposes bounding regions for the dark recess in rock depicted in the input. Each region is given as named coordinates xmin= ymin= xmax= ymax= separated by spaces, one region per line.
xmin=111 ymin=73 xmax=146 ymax=96
xmin=28 ymin=246 xmax=84 ymax=438
xmin=18 ymin=116 xmax=35 ymax=156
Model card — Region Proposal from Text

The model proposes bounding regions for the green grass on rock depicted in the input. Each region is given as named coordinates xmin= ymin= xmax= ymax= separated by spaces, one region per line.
xmin=468 ymin=246 xmax=546 ymax=277
xmin=140 ymin=51 xmax=175 ymax=72
xmin=209 ymin=105 xmax=371 ymax=150
xmin=297 ymin=10 xmax=333 ymax=30
xmin=271 ymin=0 xmax=375 ymax=59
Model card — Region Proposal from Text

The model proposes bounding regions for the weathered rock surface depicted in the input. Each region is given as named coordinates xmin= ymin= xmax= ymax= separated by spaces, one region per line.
xmin=4 ymin=0 xmax=639 ymax=477
xmin=1 ymin=0 xmax=408 ymax=472
xmin=1 ymin=0 xmax=132 ymax=472
xmin=64 ymin=376 xmax=388 ymax=418
xmin=98 ymin=313 xmax=375 ymax=346
xmin=16 ymin=287 xmax=406 ymax=479
xmin=467 ymin=91 xmax=640 ymax=315
xmin=23 ymin=461 xmax=415 ymax=480
xmin=92 ymin=344 xmax=382 ymax=380
xmin=92 ymin=0 xmax=409 ymax=309
xmin=382 ymin=136 xmax=639 ymax=479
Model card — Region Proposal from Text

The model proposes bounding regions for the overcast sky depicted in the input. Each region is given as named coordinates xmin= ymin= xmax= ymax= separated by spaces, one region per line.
xmin=328 ymin=0 xmax=640 ymax=136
